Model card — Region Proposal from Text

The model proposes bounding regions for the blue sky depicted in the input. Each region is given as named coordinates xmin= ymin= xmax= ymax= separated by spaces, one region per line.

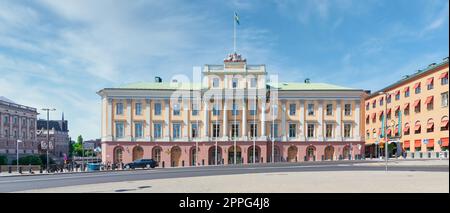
xmin=0 ymin=0 xmax=448 ymax=140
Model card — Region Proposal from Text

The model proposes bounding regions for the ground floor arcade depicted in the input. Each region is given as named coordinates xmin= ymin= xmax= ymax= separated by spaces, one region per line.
xmin=101 ymin=141 xmax=365 ymax=167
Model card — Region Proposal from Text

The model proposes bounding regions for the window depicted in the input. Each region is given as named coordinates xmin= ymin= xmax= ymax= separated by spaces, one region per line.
xmin=213 ymin=104 xmax=220 ymax=116
xmin=366 ymin=103 xmax=369 ymax=110
xmin=135 ymin=103 xmax=142 ymax=115
xmin=249 ymin=104 xmax=257 ymax=116
xmin=232 ymin=78 xmax=238 ymax=88
xmin=427 ymin=120 xmax=434 ymax=133
xmin=250 ymin=78 xmax=257 ymax=88
xmin=13 ymin=116 xmax=18 ymax=125
xmin=172 ymin=123 xmax=181 ymax=139
xmin=427 ymin=78 xmax=434 ymax=90
xmin=366 ymin=116 xmax=370 ymax=124
xmin=442 ymin=92 xmax=449 ymax=107
xmin=426 ymin=97 xmax=434 ymax=110
xmin=212 ymin=78 xmax=219 ymax=88
xmin=344 ymin=104 xmax=351 ymax=116
xmin=386 ymin=111 xmax=391 ymax=120
xmin=232 ymin=102 xmax=239 ymax=116
xmin=404 ymin=123 xmax=410 ymax=135
xmin=379 ymin=98 xmax=384 ymax=106
xmin=249 ymin=123 xmax=257 ymax=138
xmin=231 ymin=123 xmax=239 ymax=138
xmin=414 ymin=101 xmax=421 ymax=113
xmin=307 ymin=104 xmax=314 ymax=116
xmin=387 ymin=95 xmax=391 ymax=103
xmin=191 ymin=123 xmax=199 ymax=138
xmin=415 ymin=84 xmax=421 ymax=94
xmin=405 ymin=89 xmax=410 ymax=98
xmin=154 ymin=123 xmax=162 ymax=138
xmin=372 ymin=101 xmax=376 ymax=108
xmin=395 ymin=92 xmax=400 ymax=101
xmin=307 ymin=124 xmax=315 ymax=138
xmin=135 ymin=123 xmax=143 ymax=138
xmin=344 ymin=124 xmax=352 ymax=138
xmin=192 ymin=103 xmax=199 ymax=116
xmin=289 ymin=104 xmax=296 ymax=116
xmin=289 ymin=124 xmax=297 ymax=138
xmin=271 ymin=123 xmax=278 ymax=138
xmin=326 ymin=104 xmax=333 ymax=116
xmin=115 ymin=122 xmax=124 ymax=138
xmin=441 ymin=117 xmax=449 ymax=131
xmin=173 ymin=103 xmax=181 ymax=116
xmin=441 ymin=73 xmax=449 ymax=85
xmin=3 ymin=116 xmax=8 ymax=125
xmin=404 ymin=105 xmax=410 ymax=116
xmin=212 ymin=123 xmax=220 ymax=138
xmin=154 ymin=103 xmax=162 ymax=115
xmin=116 ymin=103 xmax=123 ymax=115
xmin=414 ymin=122 xmax=421 ymax=134
xmin=272 ymin=105 xmax=278 ymax=117
xmin=325 ymin=124 xmax=333 ymax=138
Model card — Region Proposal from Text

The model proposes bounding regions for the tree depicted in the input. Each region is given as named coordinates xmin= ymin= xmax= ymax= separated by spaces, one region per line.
xmin=12 ymin=155 xmax=43 ymax=165
xmin=0 ymin=155 xmax=7 ymax=165
xmin=71 ymin=135 xmax=84 ymax=157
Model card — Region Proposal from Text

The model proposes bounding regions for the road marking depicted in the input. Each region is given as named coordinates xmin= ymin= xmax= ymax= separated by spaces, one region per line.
xmin=0 ymin=164 xmax=345 ymax=184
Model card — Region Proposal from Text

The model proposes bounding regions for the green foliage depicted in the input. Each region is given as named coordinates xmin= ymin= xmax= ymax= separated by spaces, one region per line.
xmin=11 ymin=155 xmax=42 ymax=165
xmin=0 ymin=155 xmax=7 ymax=165
xmin=39 ymin=154 xmax=55 ymax=166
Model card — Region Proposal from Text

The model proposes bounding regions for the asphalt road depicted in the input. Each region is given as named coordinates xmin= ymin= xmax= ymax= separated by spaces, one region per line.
xmin=0 ymin=160 xmax=448 ymax=192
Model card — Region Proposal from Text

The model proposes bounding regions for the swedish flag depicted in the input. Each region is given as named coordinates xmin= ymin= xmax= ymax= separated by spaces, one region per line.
xmin=234 ymin=12 xmax=240 ymax=25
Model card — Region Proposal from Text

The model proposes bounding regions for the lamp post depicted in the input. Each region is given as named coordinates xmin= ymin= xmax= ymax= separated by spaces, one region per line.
xmin=378 ymin=92 xmax=389 ymax=172
xmin=16 ymin=139 xmax=22 ymax=172
xmin=41 ymin=108 xmax=56 ymax=172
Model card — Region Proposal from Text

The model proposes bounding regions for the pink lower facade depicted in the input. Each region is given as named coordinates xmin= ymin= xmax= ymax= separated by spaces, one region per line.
xmin=101 ymin=141 xmax=365 ymax=167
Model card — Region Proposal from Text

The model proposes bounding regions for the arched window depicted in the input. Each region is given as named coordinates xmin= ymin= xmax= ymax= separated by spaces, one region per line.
xmin=427 ymin=119 xmax=434 ymax=133
xmin=113 ymin=146 xmax=124 ymax=164
xmin=404 ymin=122 xmax=410 ymax=135
xmin=414 ymin=121 xmax=421 ymax=134
xmin=441 ymin=116 xmax=449 ymax=131
xmin=152 ymin=147 xmax=162 ymax=163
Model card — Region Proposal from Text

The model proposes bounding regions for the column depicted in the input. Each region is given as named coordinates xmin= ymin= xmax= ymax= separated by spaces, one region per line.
xmin=299 ymin=101 xmax=305 ymax=140
xmin=0 ymin=112 xmax=3 ymax=137
xmin=242 ymin=100 xmax=247 ymax=140
xmin=18 ymin=116 xmax=22 ymax=139
xmin=126 ymin=99 xmax=132 ymax=141
xmin=164 ymin=99 xmax=170 ymax=140
xmin=336 ymin=100 xmax=342 ymax=140
xmin=354 ymin=101 xmax=360 ymax=140
xmin=281 ymin=101 xmax=287 ymax=141
xmin=203 ymin=101 xmax=209 ymax=140
xmin=261 ymin=102 xmax=266 ymax=139
xmin=318 ymin=101 xmax=323 ymax=141
xmin=183 ymin=100 xmax=189 ymax=140
xmin=106 ymin=98 xmax=113 ymax=141
xmin=146 ymin=99 xmax=152 ymax=141
xmin=223 ymin=100 xmax=228 ymax=140
xmin=26 ymin=117 xmax=30 ymax=140
xmin=10 ymin=115 xmax=13 ymax=139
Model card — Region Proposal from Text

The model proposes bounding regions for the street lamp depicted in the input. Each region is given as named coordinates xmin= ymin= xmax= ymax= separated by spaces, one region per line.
xmin=378 ymin=92 xmax=389 ymax=172
xmin=41 ymin=108 xmax=56 ymax=172
xmin=16 ymin=139 xmax=22 ymax=173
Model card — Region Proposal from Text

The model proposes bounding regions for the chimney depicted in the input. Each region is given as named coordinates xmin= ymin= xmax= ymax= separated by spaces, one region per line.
xmin=304 ymin=78 xmax=310 ymax=84
xmin=155 ymin=76 xmax=162 ymax=83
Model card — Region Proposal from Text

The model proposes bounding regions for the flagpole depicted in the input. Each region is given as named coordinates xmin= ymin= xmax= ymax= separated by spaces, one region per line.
xmin=233 ymin=13 xmax=236 ymax=53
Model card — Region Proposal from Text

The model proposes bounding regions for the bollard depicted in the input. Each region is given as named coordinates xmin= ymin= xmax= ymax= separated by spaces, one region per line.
xmin=313 ymin=156 xmax=316 ymax=161
xmin=29 ymin=167 xmax=32 ymax=174
xmin=162 ymin=161 xmax=165 ymax=168
xmin=202 ymin=159 xmax=205 ymax=166
xmin=40 ymin=167 xmax=43 ymax=174
xmin=182 ymin=160 xmax=185 ymax=167
xmin=8 ymin=166 xmax=12 ymax=173
xmin=19 ymin=167 xmax=22 ymax=174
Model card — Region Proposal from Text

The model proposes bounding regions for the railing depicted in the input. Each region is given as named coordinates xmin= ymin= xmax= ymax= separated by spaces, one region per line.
xmin=0 ymin=100 xmax=37 ymax=112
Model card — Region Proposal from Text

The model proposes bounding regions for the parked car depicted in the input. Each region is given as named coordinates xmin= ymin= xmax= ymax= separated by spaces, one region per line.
xmin=124 ymin=159 xmax=158 ymax=169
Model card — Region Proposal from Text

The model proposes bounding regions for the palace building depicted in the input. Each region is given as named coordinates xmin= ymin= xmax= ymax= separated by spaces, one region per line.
xmin=364 ymin=57 xmax=449 ymax=158
xmin=97 ymin=53 xmax=367 ymax=167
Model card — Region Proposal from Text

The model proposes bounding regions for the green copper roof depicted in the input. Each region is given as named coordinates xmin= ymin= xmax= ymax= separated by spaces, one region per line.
xmin=118 ymin=82 xmax=204 ymax=90
xmin=267 ymin=82 xmax=357 ymax=91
